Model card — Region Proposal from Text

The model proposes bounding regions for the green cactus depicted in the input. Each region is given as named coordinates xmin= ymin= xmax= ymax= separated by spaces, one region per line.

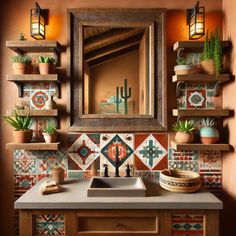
xmin=120 ymin=79 xmax=131 ymax=114
xmin=114 ymin=86 xmax=122 ymax=113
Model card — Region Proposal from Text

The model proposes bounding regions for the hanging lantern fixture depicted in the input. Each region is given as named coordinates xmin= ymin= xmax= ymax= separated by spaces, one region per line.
xmin=186 ymin=1 xmax=205 ymax=40
xmin=30 ymin=2 xmax=48 ymax=40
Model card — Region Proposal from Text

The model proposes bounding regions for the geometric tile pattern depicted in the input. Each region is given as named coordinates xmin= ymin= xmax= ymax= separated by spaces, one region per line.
xmin=67 ymin=134 xmax=100 ymax=171
xmin=14 ymin=174 xmax=37 ymax=192
xmin=100 ymin=133 xmax=134 ymax=176
xmin=168 ymin=148 xmax=199 ymax=172
xmin=172 ymin=214 xmax=204 ymax=236
xmin=33 ymin=214 xmax=64 ymax=235
xmin=134 ymin=134 xmax=168 ymax=170
xmin=177 ymin=83 xmax=216 ymax=109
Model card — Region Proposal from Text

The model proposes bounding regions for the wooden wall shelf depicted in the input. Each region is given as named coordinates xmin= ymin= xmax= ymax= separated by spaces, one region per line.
xmin=6 ymin=74 xmax=59 ymax=82
xmin=6 ymin=41 xmax=62 ymax=54
xmin=16 ymin=109 xmax=58 ymax=117
xmin=173 ymin=40 xmax=231 ymax=52
xmin=171 ymin=141 xmax=232 ymax=151
xmin=172 ymin=109 xmax=230 ymax=117
xmin=6 ymin=74 xmax=60 ymax=98
xmin=172 ymin=74 xmax=231 ymax=83
xmin=6 ymin=142 xmax=60 ymax=150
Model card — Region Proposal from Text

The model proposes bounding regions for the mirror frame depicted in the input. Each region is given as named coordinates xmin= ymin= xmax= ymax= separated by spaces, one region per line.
xmin=68 ymin=9 xmax=167 ymax=132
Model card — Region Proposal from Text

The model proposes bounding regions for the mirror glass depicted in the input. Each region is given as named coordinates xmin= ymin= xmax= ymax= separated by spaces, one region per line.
xmin=83 ymin=26 xmax=150 ymax=116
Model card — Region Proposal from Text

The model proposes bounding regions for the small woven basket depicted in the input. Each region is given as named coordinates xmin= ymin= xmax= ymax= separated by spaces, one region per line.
xmin=159 ymin=169 xmax=201 ymax=193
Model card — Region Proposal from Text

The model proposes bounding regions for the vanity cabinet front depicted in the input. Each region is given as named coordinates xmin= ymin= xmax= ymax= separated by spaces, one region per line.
xmin=19 ymin=209 xmax=219 ymax=236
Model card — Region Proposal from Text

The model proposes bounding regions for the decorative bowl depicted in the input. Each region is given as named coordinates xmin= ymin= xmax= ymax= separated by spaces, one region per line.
xmin=159 ymin=169 xmax=201 ymax=193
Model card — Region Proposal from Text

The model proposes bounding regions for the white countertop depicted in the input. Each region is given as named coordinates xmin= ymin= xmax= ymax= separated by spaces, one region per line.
xmin=14 ymin=178 xmax=223 ymax=210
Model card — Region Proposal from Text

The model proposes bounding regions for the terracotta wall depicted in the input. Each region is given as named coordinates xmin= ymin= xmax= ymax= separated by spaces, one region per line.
xmin=222 ymin=0 xmax=236 ymax=235
xmin=0 ymin=0 xmax=222 ymax=235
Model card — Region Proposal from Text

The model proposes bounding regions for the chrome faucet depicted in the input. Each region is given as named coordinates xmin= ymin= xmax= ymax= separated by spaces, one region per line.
xmin=114 ymin=146 xmax=120 ymax=177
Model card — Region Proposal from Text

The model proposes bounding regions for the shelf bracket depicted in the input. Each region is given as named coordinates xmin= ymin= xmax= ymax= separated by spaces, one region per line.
xmin=14 ymin=82 xmax=24 ymax=98
xmin=176 ymin=81 xmax=184 ymax=97
xmin=213 ymin=81 xmax=222 ymax=96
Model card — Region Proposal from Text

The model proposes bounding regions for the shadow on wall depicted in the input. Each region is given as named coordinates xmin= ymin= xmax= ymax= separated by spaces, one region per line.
xmin=220 ymin=191 xmax=236 ymax=236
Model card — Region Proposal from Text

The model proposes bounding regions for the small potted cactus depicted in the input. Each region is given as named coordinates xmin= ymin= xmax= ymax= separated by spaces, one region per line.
xmin=38 ymin=56 xmax=56 ymax=75
xmin=172 ymin=120 xmax=195 ymax=143
xmin=174 ymin=56 xmax=192 ymax=75
xmin=200 ymin=117 xmax=219 ymax=144
xmin=11 ymin=55 xmax=32 ymax=74
xmin=42 ymin=121 xmax=57 ymax=143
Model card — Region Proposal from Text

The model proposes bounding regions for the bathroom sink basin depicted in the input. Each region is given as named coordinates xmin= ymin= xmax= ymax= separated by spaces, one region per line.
xmin=87 ymin=177 xmax=147 ymax=197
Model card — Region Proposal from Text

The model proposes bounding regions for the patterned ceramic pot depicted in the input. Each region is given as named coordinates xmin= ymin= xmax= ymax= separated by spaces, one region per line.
xmin=175 ymin=131 xmax=194 ymax=144
xmin=12 ymin=129 xmax=33 ymax=143
xmin=159 ymin=169 xmax=201 ymax=193
xmin=43 ymin=133 xmax=57 ymax=143
xmin=174 ymin=65 xmax=192 ymax=75
xmin=200 ymin=127 xmax=219 ymax=144
xmin=200 ymin=59 xmax=215 ymax=75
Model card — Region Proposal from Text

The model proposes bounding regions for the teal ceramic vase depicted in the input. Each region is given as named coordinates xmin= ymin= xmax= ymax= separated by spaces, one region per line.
xmin=200 ymin=127 xmax=219 ymax=144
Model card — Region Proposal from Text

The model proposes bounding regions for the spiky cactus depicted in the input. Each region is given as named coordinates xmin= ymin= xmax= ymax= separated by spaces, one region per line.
xmin=172 ymin=120 xmax=195 ymax=133
xmin=114 ymin=86 xmax=122 ymax=113
xmin=120 ymin=79 xmax=131 ymax=114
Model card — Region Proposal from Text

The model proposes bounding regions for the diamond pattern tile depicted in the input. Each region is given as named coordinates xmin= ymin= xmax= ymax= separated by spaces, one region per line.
xmin=67 ymin=134 xmax=100 ymax=171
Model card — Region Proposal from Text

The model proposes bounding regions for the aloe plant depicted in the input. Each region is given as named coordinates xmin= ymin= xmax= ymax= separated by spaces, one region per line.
xmin=3 ymin=111 xmax=31 ymax=130
xmin=38 ymin=56 xmax=56 ymax=64
xmin=172 ymin=120 xmax=195 ymax=133
xmin=42 ymin=122 xmax=57 ymax=134
xmin=11 ymin=55 xmax=31 ymax=64
xmin=201 ymin=117 xmax=215 ymax=127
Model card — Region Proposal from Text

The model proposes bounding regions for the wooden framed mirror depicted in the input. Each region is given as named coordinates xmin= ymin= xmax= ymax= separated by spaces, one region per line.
xmin=68 ymin=9 xmax=167 ymax=132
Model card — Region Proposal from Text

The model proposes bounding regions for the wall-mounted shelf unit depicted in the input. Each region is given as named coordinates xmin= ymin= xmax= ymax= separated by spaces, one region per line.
xmin=172 ymin=74 xmax=231 ymax=83
xmin=173 ymin=40 xmax=231 ymax=53
xmin=172 ymin=109 xmax=230 ymax=117
xmin=6 ymin=41 xmax=62 ymax=54
xmin=6 ymin=74 xmax=60 ymax=98
xmin=16 ymin=109 xmax=58 ymax=117
xmin=171 ymin=141 xmax=232 ymax=151
xmin=6 ymin=142 xmax=60 ymax=151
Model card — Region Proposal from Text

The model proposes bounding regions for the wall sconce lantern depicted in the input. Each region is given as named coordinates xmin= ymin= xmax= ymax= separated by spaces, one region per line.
xmin=186 ymin=1 xmax=205 ymax=40
xmin=30 ymin=2 xmax=48 ymax=40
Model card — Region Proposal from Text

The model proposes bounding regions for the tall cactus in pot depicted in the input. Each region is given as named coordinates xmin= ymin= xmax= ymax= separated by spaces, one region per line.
xmin=114 ymin=86 xmax=122 ymax=113
xmin=120 ymin=79 xmax=131 ymax=114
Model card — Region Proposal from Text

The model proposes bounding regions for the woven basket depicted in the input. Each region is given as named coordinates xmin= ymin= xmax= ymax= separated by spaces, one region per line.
xmin=159 ymin=169 xmax=201 ymax=193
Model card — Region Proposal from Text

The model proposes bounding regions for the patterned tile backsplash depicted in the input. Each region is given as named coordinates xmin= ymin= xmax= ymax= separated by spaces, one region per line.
xmin=13 ymin=133 xmax=223 ymax=195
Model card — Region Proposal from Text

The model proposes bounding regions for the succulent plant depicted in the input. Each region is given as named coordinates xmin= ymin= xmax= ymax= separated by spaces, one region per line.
xmin=172 ymin=120 xmax=195 ymax=133
xmin=201 ymin=117 xmax=215 ymax=127
xmin=3 ymin=110 xmax=31 ymax=130
xmin=42 ymin=122 xmax=57 ymax=134
xmin=11 ymin=55 xmax=31 ymax=64
xmin=38 ymin=56 xmax=56 ymax=64
xmin=176 ymin=57 xmax=188 ymax=65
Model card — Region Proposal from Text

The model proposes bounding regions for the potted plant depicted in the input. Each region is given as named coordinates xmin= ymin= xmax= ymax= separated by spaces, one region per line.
xmin=200 ymin=117 xmax=219 ymax=144
xmin=3 ymin=111 xmax=32 ymax=143
xmin=42 ymin=122 xmax=57 ymax=143
xmin=200 ymin=28 xmax=222 ymax=75
xmin=38 ymin=56 xmax=56 ymax=75
xmin=172 ymin=120 xmax=195 ymax=143
xmin=174 ymin=56 xmax=192 ymax=75
xmin=11 ymin=55 xmax=32 ymax=74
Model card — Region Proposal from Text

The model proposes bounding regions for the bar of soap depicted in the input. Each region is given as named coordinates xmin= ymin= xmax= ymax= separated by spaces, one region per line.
xmin=39 ymin=181 xmax=61 ymax=195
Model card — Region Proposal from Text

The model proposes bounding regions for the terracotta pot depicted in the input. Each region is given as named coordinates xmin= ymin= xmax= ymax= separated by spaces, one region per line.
xmin=200 ymin=127 xmax=219 ymax=144
xmin=43 ymin=133 xmax=57 ymax=143
xmin=12 ymin=63 xmax=26 ymax=75
xmin=174 ymin=65 xmax=192 ymax=75
xmin=38 ymin=63 xmax=55 ymax=75
xmin=200 ymin=59 xmax=215 ymax=75
xmin=175 ymin=131 xmax=194 ymax=144
xmin=12 ymin=130 xmax=33 ymax=143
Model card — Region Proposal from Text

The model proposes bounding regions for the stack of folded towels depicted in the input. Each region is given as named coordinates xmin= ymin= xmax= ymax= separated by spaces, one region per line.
xmin=39 ymin=180 xmax=61 ymax=195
